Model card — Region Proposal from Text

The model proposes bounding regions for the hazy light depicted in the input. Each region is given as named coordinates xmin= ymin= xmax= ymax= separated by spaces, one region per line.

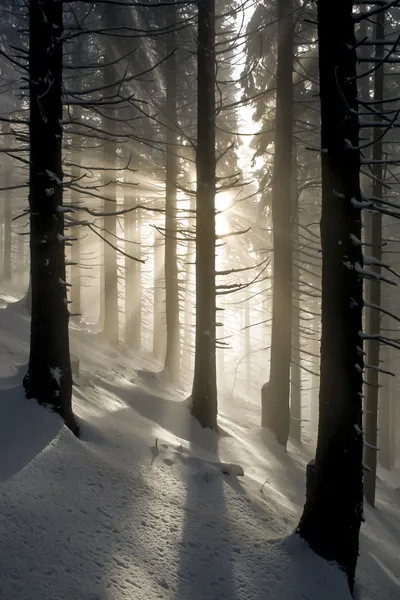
xmin=216 ymin=191 xmax=233 ymax=212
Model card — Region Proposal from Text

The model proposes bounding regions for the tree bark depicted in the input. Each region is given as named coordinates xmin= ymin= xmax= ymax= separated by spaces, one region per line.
xmin=163 ymin=1 xmax=180 ymax=383
xmin=364 ymin=8 xmax=384 ymax=507
xmin=297 ymin=1 xmax=363 ymax=592
xmin=263 ymin=0 xmax=294 ymax=447
xmin=191 ymin=0 xmax=218 ymax=430
xmin=24 ymin=0 xmax=78 ymax=435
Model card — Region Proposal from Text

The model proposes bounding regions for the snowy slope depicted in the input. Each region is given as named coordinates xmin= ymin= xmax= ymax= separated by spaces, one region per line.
xmin=0 ymin=301 xmax=398 ymax=600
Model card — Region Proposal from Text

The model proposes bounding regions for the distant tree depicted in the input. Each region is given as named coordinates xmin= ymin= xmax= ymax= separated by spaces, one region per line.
xmin=297 ymin=0 xmax=363 ymax=592
xmin=261 ymin=0 xmax=294 ymax=447
xmin=163 ymin=0 xmax=180 ymax=383
xmin=364 ymin=8 xmax=385 ymax=508
xmin=24 ymin=0 xmax=78 ymax=435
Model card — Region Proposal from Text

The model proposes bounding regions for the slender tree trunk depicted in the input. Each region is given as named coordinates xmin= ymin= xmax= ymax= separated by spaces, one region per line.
xmin=297 ymin=1 xmax=363 ymax=592
xmin=364 ymin=9 xmax=384 ymax=507
xmin=124 ymin=184 xmax=141 ymax=349
xmin=191 ymin=0 xmax=217 ymax=429
xmin=24 ymin=0 xmax=78 ymax=435
xmin=263 ymin=0 xmax=294 ymax=447
xmin=290 ymin=152 xmax=301 ymax=442
xmin=102 ymin=17 xmax=119 ymax=344
xmin=153 ymin=228 xmax=165 ymax=359
xmin=244 ymin=296 xmax=251 ymax=393
xmin=163 ymin=1 xmax=180 ymax=382
xmin=70 ymin=162 xmax=81 ymax=319
xmin=3 ymin=165 xmax=12 ymax=281
xmin=378 ymin=312 xmax=395 ymax=469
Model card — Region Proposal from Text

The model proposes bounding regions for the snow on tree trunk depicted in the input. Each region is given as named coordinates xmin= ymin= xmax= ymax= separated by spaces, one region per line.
xmin=297 ymin=0 xmax=363 ymax=593
xmin=191 ymin=0 xmax=218 ymax=430
xmin=24 ymin=0 xmax=78 ymax=435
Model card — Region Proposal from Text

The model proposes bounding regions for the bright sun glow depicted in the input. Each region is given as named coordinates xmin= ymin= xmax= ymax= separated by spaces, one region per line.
xmin=216 ymin=191 xmax=232 ymax=212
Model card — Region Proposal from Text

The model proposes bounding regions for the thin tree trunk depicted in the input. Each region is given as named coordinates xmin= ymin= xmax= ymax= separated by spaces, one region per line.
xmin=124 ymin=184 xmax=141 ymax=349
xmin=290 ymin=152 xmax=301 ymax=442
xmin=70 ymin=162 xmax=81 ymax=319
xmin=191 ymin=0 xmax=217 ymax=430
xmin=163 ymin=1 xmax=180 ymax=382
xmin=297 ymin=1 xmax=363 ymax=592
xmin=263 ymin=0 xmax=294 ymax=447
xmin=24 ymin=0 xmax=78 ymax=435
xmin=153 ymin=228 xmax=165 ymax=359
xmin=364 ymin=9 xmax=384 ymax=507
xmin=378 ymin=313 xmax=395 ymax=469
xmin=3 ymin=165 xmax=12 ymax=281
xmin=102 ymin=16 xmax=119 ymax=344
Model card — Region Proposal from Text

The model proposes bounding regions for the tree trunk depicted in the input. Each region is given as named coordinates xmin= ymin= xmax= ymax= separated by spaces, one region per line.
xmin=153 ymin=227 xmax=165 ymax=359
xmin=102 ymin=15 xmax=119 ymax=344
xmin=378 ymin=312 xmax=395 ymax=469
xmin=163 ymin=1 xmax=180 ymax=383
xmin=70 ymin=162 xmax=81 ymax=320
xmin=191 ymin=0 xmax=217 ymax=430
xmin=298 ymin=0 xmax=363 ymax=592
xmin=24 ymin=0 xmax=78 ymax=435
xmin=263 ymin=0 xmax=294 ymax=447
xmin=124 ymin=185 xmax=141 ymax=349
xmin=364 ymin=9 xmax=384 ymax=507
xmin=3 ymin=165 xmax=12 ymax=281
xmin=290 ymin=153 xmax=301 ymax=442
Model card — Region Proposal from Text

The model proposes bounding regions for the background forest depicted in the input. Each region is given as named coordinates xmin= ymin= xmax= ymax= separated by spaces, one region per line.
xmin=0 ymin=1 xmax=399 ymax=599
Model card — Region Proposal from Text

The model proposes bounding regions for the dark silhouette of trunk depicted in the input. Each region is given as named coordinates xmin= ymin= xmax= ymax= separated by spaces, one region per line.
xmin=3 ymin=165 xmax=12 ymax=281
xmin=263 ymin=0 xmax=294 ymax=447
xmin=24 ymin=0 xmax=78 ymax=435
xmin=297 ymin=1 xmax=363 ymax=592
xmin=124 ymin=184 xmax=141 ymax=349
xmin=163 ymin=1 xmax=180 ymax=383
xmin=191 ymin=0 xmax=217 ymax=430
xmin=290 ymin=156 xmax=301 ymax=442
xmin=364 ymin=9 xmax=384 ymax=507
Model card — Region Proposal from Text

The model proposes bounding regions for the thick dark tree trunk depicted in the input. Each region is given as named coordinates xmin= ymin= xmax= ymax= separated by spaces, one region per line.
xmin=163 ymin=2 xmax=180 ymax=383
xmin=24 ymin=0 xmax=78 ymax=435
xmin=297 ymin=1 xmax=363 ymax=592
xmin=364 ymin=9 xmax=384 ymax=507
xmin=191 ymin=0 xmax=217 ymax=430
xmin=263 ymin=0 xmax=294 ymax=447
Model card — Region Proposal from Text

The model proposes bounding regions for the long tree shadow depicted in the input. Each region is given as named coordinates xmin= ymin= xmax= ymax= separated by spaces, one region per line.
xmin=175 ymin=422 xmax=239 ymax=600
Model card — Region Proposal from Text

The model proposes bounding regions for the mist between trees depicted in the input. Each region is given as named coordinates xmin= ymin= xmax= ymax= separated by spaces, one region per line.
xmin=1 ymin=0 xmax=400 ymax=595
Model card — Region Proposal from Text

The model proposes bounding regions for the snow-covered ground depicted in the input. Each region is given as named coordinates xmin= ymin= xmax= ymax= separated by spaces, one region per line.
xmin=0 ymin=295 xmax=399 ymax=600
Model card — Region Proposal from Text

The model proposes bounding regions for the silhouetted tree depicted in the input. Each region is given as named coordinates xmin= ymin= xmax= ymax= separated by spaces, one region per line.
xmin=297 ymin=0 xmax=363 ymax=592
xmin=24 ymin=0 xmax=78 ymax=435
